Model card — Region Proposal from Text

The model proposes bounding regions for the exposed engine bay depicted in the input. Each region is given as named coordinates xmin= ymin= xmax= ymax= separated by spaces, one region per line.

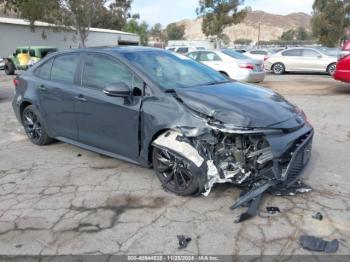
xmin=153 ymin=123 xmax=314 ymax=222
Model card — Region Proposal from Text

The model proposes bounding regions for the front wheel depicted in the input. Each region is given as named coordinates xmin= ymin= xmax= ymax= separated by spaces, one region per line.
xmin=152 ymin=147 xmax=201 ymax=196
xmin=272 ymin=62 xmax=285 ymax=75
xmin=327 ymin=63 xmax=336 ymax=75
xmin=22 ymin=105 xmax=53 ymax=145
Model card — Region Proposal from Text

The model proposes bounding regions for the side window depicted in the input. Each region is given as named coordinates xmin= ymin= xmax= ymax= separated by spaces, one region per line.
xmin=177 ymin=47 xmax=189 ymax=54
xmin=82 ymin=54 xmax=133 ymax=90
xmin=35 ymin=59 xmax=53 ymax=80
xmin=187 ymin=52 xmax=198 ymax=60
xmin=282 ymin=49 xmax=302 ymax=57
xmin=29 ymin=49 xmax=35 ymax=57
xmin=198 ymin=52 xmax=221 ymax=62
xmin=302 ymin=49 xmax=320 ymax=58
xmin=51 ymin=54 xmax=79 ymax=84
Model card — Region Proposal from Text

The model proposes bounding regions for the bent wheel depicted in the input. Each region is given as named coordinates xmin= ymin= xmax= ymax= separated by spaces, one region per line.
xmin=152 ymin=147 xmax=201 ymax=196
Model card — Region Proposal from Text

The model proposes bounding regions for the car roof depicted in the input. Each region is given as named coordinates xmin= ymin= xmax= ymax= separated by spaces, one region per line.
xmin=44 ymin=46 xmax=168 ymax=56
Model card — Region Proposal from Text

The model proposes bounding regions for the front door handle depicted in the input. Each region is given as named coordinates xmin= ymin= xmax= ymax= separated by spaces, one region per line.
xmin=38 ymin=84 xmax=47 ymax=91
xmin=74 ymin=95 xmax=87 ymax=103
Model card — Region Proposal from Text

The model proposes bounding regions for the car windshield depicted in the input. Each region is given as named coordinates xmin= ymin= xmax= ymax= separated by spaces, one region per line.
xmin=221 ymin=49 xmax=250 ymax=60
xmin=122 ymin=50 xmax=228 ymax=89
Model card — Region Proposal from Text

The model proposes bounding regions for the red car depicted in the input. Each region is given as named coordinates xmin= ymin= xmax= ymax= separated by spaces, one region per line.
xmin=334 ymin=40 xmax=350 ymax=83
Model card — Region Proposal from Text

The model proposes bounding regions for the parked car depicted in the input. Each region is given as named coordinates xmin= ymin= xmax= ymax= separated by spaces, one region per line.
xmin=165 ymin=46 xmax=205 ymax=54
xmin=12 ymin=47 xmax=313 ymax=203
xmin=265 ymin=47 xmax=337 ymax=75
xmin=0 ymin=56 xmax=4 ymax=70
xmin=333 ymin=40 xmax=350 ymax=83
xmin=4 ymin=46 xmax=58 ymax=75
xmin=244 ymin=49 xmax=275 ymax=61
xmin=187 ymin=49 xmax=265 ymax=83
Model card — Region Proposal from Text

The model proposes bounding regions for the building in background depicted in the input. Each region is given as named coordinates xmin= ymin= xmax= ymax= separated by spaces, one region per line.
xmin=0 ymin=17 xmax=140 ymax=57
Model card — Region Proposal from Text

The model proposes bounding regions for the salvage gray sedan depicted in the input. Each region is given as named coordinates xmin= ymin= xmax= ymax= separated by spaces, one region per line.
xmin=12 ymin=47 xmax=314 ymax=217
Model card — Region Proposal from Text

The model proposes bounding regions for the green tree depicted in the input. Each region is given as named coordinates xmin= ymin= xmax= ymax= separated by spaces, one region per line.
xmin=197 ymin=0 xmax=249 ymax=46
xmin=150 ymin=23 xmax=167 ymax=42
xmin=280 ymin=29 xmax=295 ymax=41
xmin=91 ymin=0 xmax=133 ymax=30
xmin=123 ymin=18 xmax=149 ymax=45
xmin=312 ymin=0 xmax=350 ymax=47
xmin=165 ymin=23 xmax=185 ymax=40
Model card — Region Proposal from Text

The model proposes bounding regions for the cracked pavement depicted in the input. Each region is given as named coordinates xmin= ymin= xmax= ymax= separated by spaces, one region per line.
xmin=0 ymin=72 xmax=350 ymax=255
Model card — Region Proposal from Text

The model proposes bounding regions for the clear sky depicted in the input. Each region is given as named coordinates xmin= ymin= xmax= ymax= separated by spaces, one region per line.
xmin=131 ymin=0 xmax=314 ymax=26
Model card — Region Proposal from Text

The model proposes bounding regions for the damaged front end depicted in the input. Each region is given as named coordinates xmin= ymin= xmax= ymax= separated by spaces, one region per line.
xmin=153 ymin=120 xmax=313 ymax=222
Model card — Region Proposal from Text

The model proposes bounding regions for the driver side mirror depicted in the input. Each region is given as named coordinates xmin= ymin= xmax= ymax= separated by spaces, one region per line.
xmin=103 ymin=82 xmax=131 ymax=97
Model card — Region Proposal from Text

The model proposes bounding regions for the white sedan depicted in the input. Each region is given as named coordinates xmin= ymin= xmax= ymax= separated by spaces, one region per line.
xmin=187 ymin=49 xmax=265 ymax=83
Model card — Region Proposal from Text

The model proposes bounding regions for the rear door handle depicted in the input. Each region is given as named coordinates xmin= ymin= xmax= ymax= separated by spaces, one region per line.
xmin=74 ymin=95 xmax=87 ymax=102
xmin=38 ymin=84 xmax=47 ymax=91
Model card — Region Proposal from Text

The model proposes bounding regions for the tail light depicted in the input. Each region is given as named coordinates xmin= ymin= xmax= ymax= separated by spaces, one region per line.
xmin=239 ymin=63 xmax=255 ymax=70
xmin=13 ymin=79 xmax=19 ymax=87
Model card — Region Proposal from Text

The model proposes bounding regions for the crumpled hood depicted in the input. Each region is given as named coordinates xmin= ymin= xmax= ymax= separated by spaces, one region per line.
xmin=175 ymin=82 xmax=305 ymax=129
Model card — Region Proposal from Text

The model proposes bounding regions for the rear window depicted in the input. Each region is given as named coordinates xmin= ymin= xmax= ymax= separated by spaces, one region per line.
xmin=282 ymin=49 xmax=302 ymax=57
xmin=250 ymin=50 xmax=267 ymax=55
xmin=35 ymin=59 xmax=53 ymax=80
xmin=51 ymin=54 xmax=79 ymax=84
xmin=222 ymin=49 xmax=250 ymax=60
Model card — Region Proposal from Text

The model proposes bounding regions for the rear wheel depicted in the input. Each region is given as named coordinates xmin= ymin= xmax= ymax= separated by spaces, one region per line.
xmin=327 ymin=63 xmax=336 ymax=75
xmin=22 ymin=105 xmax=53 ymax=145
xmin=272 ymin=62 xmax=285 ymax=75
xmin=4 ymin=61 xmax=15 ymax=75
xmin=152 ymin=147 xmax=201 ymax=196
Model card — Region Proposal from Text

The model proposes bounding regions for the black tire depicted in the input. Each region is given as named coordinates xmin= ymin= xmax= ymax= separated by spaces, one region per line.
xmin=22 ymin=105 xmax=53 ymax=145
xmin=152 ymin=147 xmax=201 ymax=196
xmin=327 ymin=63 xmax=336 ymax=76
xmin=272 ymin=62 xmax=285 ymax=75
xmin=4 ymin=61 xmax=15 ymax=75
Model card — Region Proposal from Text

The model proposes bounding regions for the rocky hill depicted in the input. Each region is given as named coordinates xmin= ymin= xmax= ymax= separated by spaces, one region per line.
xmin=177 ymin=11 xmax=312 ymax=42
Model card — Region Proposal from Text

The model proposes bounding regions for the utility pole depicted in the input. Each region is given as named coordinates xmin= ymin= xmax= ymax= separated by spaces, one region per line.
xmin=257 ymin=22 xmax=261 ymax=48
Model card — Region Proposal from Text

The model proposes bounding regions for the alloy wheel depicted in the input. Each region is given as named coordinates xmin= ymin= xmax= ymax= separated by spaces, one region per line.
xmin=155 ymin=149 xmax=194 ymax=191
xmin=273 ymin=63 xmax=284 ymax=74
xmin=23 ymin=109 xmax=42 ymax=143
xmin=328 ymin=64 xmax=336 ymax=75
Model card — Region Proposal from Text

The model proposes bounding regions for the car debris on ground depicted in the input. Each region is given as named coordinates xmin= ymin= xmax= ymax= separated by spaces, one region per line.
xmin=299 ymin=235 xmax=339 ymax=253
xmin=312 ymin=212 xmax=323 ymax=221
xmin=177 ymin=235 xmax=192 ymax=249
xmin=266 ymin=206 xmax=281 ymax=214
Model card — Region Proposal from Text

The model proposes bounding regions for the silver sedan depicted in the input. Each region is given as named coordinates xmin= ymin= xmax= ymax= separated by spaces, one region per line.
xmin=265 ymin=47 xmax=337 ymax=75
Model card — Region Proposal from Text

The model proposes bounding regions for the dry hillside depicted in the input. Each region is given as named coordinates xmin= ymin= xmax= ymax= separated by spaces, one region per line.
xmin=177 ymin=11 xmax=312 ymax=42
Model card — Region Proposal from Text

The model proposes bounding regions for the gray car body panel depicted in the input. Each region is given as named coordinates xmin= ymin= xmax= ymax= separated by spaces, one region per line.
xmin=12 ymin=47 xmax=313 ymax=170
